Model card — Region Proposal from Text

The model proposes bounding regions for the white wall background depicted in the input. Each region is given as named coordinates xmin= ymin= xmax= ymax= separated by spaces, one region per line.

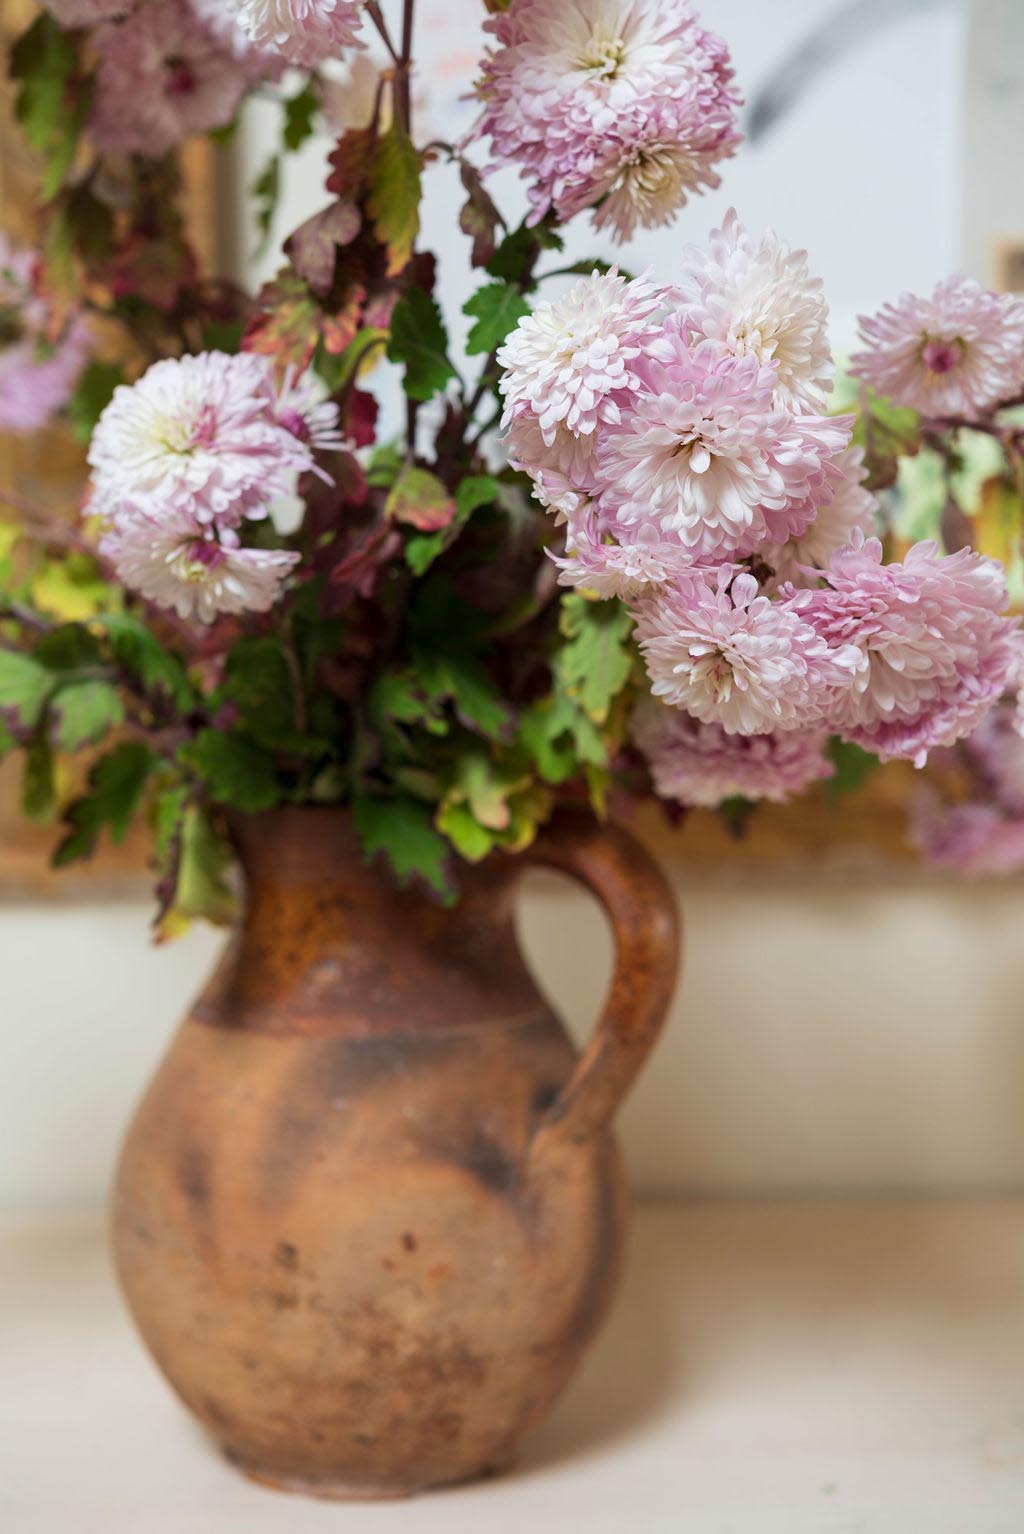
xmin=6 ymin=0 xmax=1024 ymax=1212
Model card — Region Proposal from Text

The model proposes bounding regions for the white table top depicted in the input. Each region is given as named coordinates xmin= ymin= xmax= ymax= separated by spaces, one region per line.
xmin=5 ymin=1199 xmax=1024 ymax=1532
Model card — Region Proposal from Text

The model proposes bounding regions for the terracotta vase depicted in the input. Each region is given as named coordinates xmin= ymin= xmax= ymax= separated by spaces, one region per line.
xmin=112 ymin=805 xmax=680 ymax=1499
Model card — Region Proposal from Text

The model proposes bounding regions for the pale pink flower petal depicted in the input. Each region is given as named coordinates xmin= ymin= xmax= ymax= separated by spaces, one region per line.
xmin=43 ymin=0 xmax=129 ymax=23
xmin=633 ymin=567 xmax=863 ymax=735
xmin=790 ymin=534 xmax=1022 ymax=766
xmin=102 ymin=506 xmax=300 ymax=623
xmin=762 ymin=446 xmax=878 ymax=588
xmin=0 ymin=234 xmax=90 ymax=434
xmin=676 ymin=208 xmax=834 ymax=410
xmin=632 ymin=697 xmax=834 ymax=807
xmin=554 ymin=510 xmax=684 ymax=600
xmin=851 ymin=276 xmax=1024 ymax=420
xmin=910 ymin=795 xmax=1024 ymax=877
xmin=232 ymin=0 xmax=365 ymax=67
xmin=91 ymin=0 xmax=250 ymax=158
xmin=88 ymin=351 xmax=312 ymax=528
xmin=475 ymin=0 xmax=741 ymax=240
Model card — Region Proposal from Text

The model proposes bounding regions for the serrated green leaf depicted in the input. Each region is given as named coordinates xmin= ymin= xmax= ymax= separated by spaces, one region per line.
xmin=155 ymin=802 xmax=238 ymax=942
xmin=22 ymin=740 xmax=56 ymax=823
xmin=0 ymin=717 xmax=13 ymax=759
xmin=367 ymin=122 xmax=421 ymax=276
xmin=414 ymin=650 xmax=513 ymax=741
xmin=180 ymin=730 xmax=282 ymax=814
xmin=92 ymin=614 xmax=195 ymax=713
xmin=353 ymin=793 xmax=456 ymax=903
xmin=50 ymin=679 xmax=124 ymax=752
xmin=221 ymin=637 xmax=297 ymax=749
xmin=283 ymin=82 xmax=319 ymax=152
xmin=387 ymin=286 xmax=457 ymax=402
xmin=251 ymin=153 xmax=281 ymax=254
xmin=519 ymin=690 xmax=608 ymax=785
xmin=0 ymin=650 xmax=55 ymax=734
xmin=463 ymin=282 xmax=531 ymax=356
xmin=557 ymin=594 xmax=634 ymax=724
xmin=485 ymin=220 xmax=564 ymax=285
xmin=11 ymin=15 xmax=88 ymax=203
xmin=54 ymin=742 xmax=154 ymax=864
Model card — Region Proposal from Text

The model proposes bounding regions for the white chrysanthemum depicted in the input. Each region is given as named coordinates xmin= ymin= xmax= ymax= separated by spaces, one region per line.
xmin=89 ymin=351 xmax=310 ymax=529
xmin=232 ymin=0 xmax=365 ymax=67
xmin=632 ymin=569 xmax=863 ymax=735
xmin=102 ymin=507 xmax=299 ymax=623
xmin=676 ymin=209 xmax=834 ymax=410
xmin=764 ymin=447 xmax=878 ymax=586
xmin=189 ymin=0 xmax=286 ymax=78
xmin=498 ymin=270 xmax=667 ymax=444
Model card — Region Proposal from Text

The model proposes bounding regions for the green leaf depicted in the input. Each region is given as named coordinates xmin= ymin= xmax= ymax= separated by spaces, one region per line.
xmin=66 ymin=360 xmax=123 ymax=444
xmin=54 ymin=742 xmax=154 ymax=865
xmin=180 ymin=730 xmax=282 ymax=814
xmin=353 ymin=793 xmax=456 ymax=903
xmin=385 ymin=466 xmax=455 ymax=531
xmin=0 ymin=651 xmax=55 ymax=734
xmin=283 ymin=82 xmax=319 ymax=152
xmin=22 ymin=740 xmax=56 ymax=823
xmin=557 ymin=594 xmax=634 ymax=724
xmin=463 ymin=282 xmax=531 ymax=356
xmin=50 ymin=680 xmax=124 ymax=752
xmin=404 ymin=473 xmax=499 ymax=575
xmin=11 ymin=15 xmax=89 ymax=203
xmin=825 ymin=738 xmax=882 ymax=807
xmin=93 ymin=614 xmax=195 ymax=712
xmin=486 ymin=220 xmax=564 ymax=285
xmin=221 ymin=636 xmax=297 ymax=746
xmin=387 ymin=287 xmax=457 ymax=402
xmin=436 ymin=801 xmax=496 ymax=862
xmin=367 ymin=122 xmax=422 ymax=276
xmin=414 ymin=650 xmax=514 ymax=741
xmin=251 ymin=153 xmax=281 ymax=254
xmin=154 ymin=802 xmax=239 ymax=942
xmin=0 ymin=718 xmax=14 ymax=760
xmin=519 ymin=691 xmax=608 ymax=785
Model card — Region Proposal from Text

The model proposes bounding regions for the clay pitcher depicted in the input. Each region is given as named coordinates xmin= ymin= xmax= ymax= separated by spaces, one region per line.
xmin=112 ymin=805 xmax=680 ymax=1499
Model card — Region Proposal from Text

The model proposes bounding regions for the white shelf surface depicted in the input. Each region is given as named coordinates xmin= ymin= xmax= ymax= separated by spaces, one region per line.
xmin=5 ymin=1200 xmax=1024 ymax=1532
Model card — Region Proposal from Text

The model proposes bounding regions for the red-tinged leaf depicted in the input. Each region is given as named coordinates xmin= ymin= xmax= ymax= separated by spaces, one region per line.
xmin=346 ymin=389 xmax=379 ymax=448
xmin=285 ymin=198 xmax=361 ymax=295
xmin=367 ymin=123 xmax=421 ymax=277
xmin=327 ymin=126 xmax=377 ymax=197
xmin=363 ymin=285 xmax=401 ymax=332
xmin=385 ymin=465 xmax=456 ymax=532
xmin=329 ymin=523 xmax=403 ymax=598
xmin=106 ymin=232 xmax=196 ymax=312
xmin=322 ymin=275 xmax=368 ymax=354
xmin=244 ymin=270 xmax=320 ymax=371
xmin=459 ymin=160 xmax=502 ymax=268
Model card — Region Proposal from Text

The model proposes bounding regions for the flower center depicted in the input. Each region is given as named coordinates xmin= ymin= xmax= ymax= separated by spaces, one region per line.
xmin=278 ymin=406 xmax=310 ymax=442
xmin=176 ymin=539 xmax=226 ymax=583
xmin=165 ymin=56 xmax=197 ymax=97
xmin=578 ymin=33 xmax=627 ymax=78
xmin=921 ymin=336 xmax=964 ymax=377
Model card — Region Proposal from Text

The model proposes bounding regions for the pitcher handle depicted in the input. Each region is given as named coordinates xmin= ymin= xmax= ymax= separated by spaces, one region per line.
xmin=523 ymin=808 xmax=681 ymax=1156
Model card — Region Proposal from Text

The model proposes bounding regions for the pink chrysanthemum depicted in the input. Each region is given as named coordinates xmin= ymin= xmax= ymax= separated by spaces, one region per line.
xmin=91 ymin=0 xmax=250 ymax=158
xmin=231 ymin=0 xmax=365 ymax=67
xmin=498 ymin=270 xmax=667 ymax=445
xmin=475 ymin=0 xmax=741 ymax=240
xmin=909 ymin=796 xmax=1024 ymax=878
xmin=0 ymin=234 xmax=90 ymax=434
xmin=790 ymin=534 xmax=1022 ymax=766
xmin=503 ymin=409 xmax=604 ymax=521
xmin=633 ymin=568 xmax=863 ymax=735
xmin=554 ymin=508 xmax=683 ymax=599
xmin=101 ymin=506 xmax=300 ymax=623
xmin=851 ymin=276 xmax=1024 ymax=420
xmin=88 ymin=351 xmax=311 ymax=529
xmin=595 ymin=326 xmax=852 ymax=563
xmin=631 ymin=697 xmax=834 ymax=807
xmin=762 ymin=446 xmax=878 ymax=588
xmin=676 ymin=209 xmax=834 ymax=410
xmin=188 ymin=0 xmax=287 ymax=80
xmin=273 ymin=367 xmax=347 ymax=461
xmin=960 ymin=702 xmax=1024 ymax=816
xmin=43 ymin=0 xmax=129 ymax=23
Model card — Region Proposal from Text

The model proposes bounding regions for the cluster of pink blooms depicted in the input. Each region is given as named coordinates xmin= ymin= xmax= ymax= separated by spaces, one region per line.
xmin=498 ymin=210 xmax=1024 ymax=809
xmin=45 ymin=0 xmax=366 ymax=157
xmin=911 ymin=705 xmax=1024 ymax=876
xmin=87 ymin=351 xmax=344 ymax=621
xmin=0 ymin=234 xmax=90 ymax=436
xmin=474 ymin=0 xmax=742 ymax=242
